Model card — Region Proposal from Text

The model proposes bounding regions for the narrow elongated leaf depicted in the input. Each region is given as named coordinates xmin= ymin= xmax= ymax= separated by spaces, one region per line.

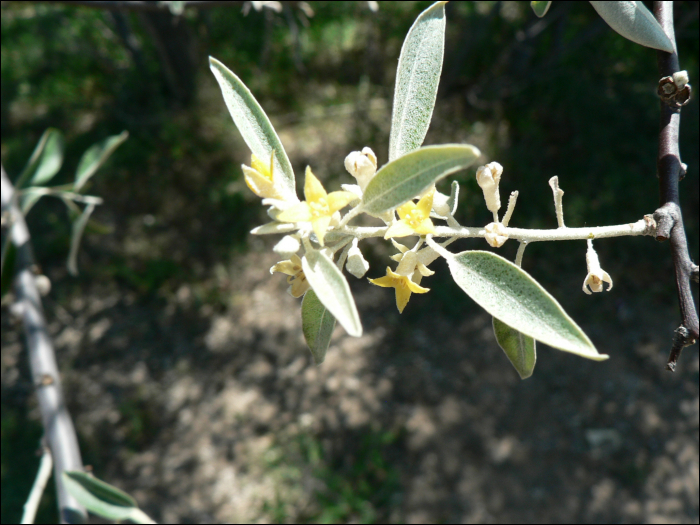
xmin=62 ymin=471 xmax=155 ymax=524
xmin=446 ymin=250 xmax=607 ymax=360
xmin=493 ymin=317 xmax=536 ymax=379
xmin=209 ymin=57 xmax=297 ymax=202
xmin=361 ymin=144 xmax=480 ymax=215
xmin=302 ymin=289 xmax=337 ymax=364
xmin=67 ymin=203 xmax=96 ymax=276
xmin=389 ymin=1 xmax=446 ymax=162
xmin=16 ymin=128 xmax=65 ymax=189
xmin=302 ymin=250 xmax=362 ymax=337
xmin=590 ymin=1 xmax=674 ymax=53
xmin=74 ymin=131 xmax=128 ymax=192
xmin=530 ymin=1 xmax=552 ymax=18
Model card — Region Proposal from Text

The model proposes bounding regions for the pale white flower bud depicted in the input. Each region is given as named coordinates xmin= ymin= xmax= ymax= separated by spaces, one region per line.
xmin=432 ymin=190 xmax=452 ymax=217
xmin=484 ymin=222 xmax=508 ymax=248
xmin=476 ymin=162 xmax=503 ymax=213
xmin=582 ymin=239 xmax=613 ymax=295
xmin=346 ymin=245 xmax=370 ymax=279
xmin=34 ymin=274 xmax=51 ymax=296
xmin=395 ymin=250 xmax=417 ymax=276
xmin=273 ymin=235 xmax=301 ymax=258
xmin=344 ymin=147 xmax=378 ymax=191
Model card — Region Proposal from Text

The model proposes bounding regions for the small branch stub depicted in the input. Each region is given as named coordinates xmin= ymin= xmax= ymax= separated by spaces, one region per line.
xmin=548 ymin=176 xmax=565 ymax=228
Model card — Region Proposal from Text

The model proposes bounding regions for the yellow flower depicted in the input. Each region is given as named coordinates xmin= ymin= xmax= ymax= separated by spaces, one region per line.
xmin=270 ymin=254 xmax=310 ymax=298
xmin=383 ymin=188 xmax=436 ymax=239
xmin=242 ymin=151 xmax=285 ymax=200
xmin=369 ymin=266 xmax=430 ymax=313
xmin=277 ymin=167 xmax=355 ymax=246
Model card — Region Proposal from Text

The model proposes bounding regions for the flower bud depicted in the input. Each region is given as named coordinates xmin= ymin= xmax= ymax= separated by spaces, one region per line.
xmin=346 ymin=245 xmax=370 ymax=279
xmin=582 ymin=239 xmax=613 ymax=294
xmin=273 ymin=235 xmax=301 ymax=258
xmin=476 ymin=162 xmax=503 ymax=213
xmin=344 ymin=147 xmax=377 ymax=191
xmin=484 ymin=222 xmax=508 ymax=248
xmin=432 ymin=190 xmax=452 ymax=217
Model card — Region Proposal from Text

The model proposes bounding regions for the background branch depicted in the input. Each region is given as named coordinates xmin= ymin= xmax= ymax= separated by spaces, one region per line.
xmin=653 ymin=1 xmax=699 ymax=371
xmin=1 ymin=165 xmax=86 ymax=524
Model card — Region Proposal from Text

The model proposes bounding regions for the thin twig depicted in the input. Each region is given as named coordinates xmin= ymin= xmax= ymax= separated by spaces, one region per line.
xmin=21 ymin=444 xmax=53 ymax=524
xmin=515 ymin=241 xmax=528 ymax=268
xmin=548 ymin=176 xmax=565 ymax=228
xmin=652 ymin=2 xmax=699 ymax=371
xmin=502 ymin=191 xmax=519 ymax=227
xmin=1 ymin=166 xmax=86 ymax=524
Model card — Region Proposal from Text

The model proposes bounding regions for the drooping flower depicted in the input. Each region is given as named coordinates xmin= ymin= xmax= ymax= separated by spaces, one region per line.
xmin=484 ymin=222 xmax=509 ymax=248
xmin=241 ymin=151 xmax=285 ymax=200
xmin=270 ymin=254 xmax=310 ymax=298
xmin=276 ymin=167 xmax=355 ymax=246
xmin=346 ymin=242 xmax=370 ymax=279
xmin=344 ymin=147 xmax=378 ymax=191
xmin=476 ymin=162 xmax=503 ymax=214
xmin=384 ymin=188 xmax=436 ymax=239
xmin=369 ymin=266 xmax=430 ymax=313
xmin=582 ymin=239 xmax=613 ymax=295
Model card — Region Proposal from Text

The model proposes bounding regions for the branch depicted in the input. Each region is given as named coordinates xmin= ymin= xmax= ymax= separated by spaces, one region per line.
xmin=653 ymin=2 xmax=699 ymax=371
xmin=1 ymin=166 xmax=86 ymax=524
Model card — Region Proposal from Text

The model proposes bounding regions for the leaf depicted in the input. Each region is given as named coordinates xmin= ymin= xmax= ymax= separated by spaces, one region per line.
xmin=302 ymin=249 xmax=362 ymax=337
xmin=62 ymin=471 xmax=155 ymax=524
xmin=445 ymin=250 xmax=608 ymax=360
xmin=389 ymin=1 xmax=447 ymax=162
xmin=67 ymin=203 xmax=96 ymax=276
xmin=361 ymin=144 xmax=480 ymax=215
xmin=250 ymin=221 xmax=297 ymax=235
xmin=209 ymin=57 xmax=297 ymax=202
xmin=589 ymin=1 xmax=674 ymax=53
xmin=301 ymin=289 xmax=337 ymax=364
xmin=16 ymin=128 xmax=65 ymax=189
xmin=530 ymin=1 xmax=552 ymax=18
xmin=493 ymin=317 xmax=536 ymax=379
xmin=447 ymin=180 xmax=459 ymax=215
xmin=19 ymin=187 xmax=45 ymax=215
xmin=74 ymin=131 xmax=128 ymax=192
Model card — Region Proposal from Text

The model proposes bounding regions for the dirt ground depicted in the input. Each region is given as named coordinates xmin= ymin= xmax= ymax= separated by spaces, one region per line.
xmin=2 ymin=238 xmax=698 ymax=523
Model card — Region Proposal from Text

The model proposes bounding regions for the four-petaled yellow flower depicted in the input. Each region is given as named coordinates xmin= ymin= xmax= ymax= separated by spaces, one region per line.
xmin=270 ymin=254 xmax=310 ymax=298
xmin=242 ymin=151 xmax=285 ymax=200
xmin=384 ymin=188 xmax=436 ymax=239
xmin=369 ymin=267 xmax=429 ymax=313
xmin=277 ymin=167 xmax=355 ymax=246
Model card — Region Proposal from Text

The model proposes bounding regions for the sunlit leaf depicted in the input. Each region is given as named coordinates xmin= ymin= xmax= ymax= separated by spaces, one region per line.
xmin=589 ymin=1 xmax=674 ymax=53
xmin=74 ymin=131 xmax=128 ymax=192
xmin=302 ymin=249 xmax=362 ymax=337
xmin=361 ymin=144 xmax=480 ymax=215
xmin=530 ymin=1 xmax=552 ymax=18
xmin=389 ymin=1 xmax=446 ymax=162
xmin=209 ymin=57 xmax=297 ymax=202
xmin=62 ymin=471 xmax=155 ymax=524
xmin=302 ymin=289 xmax=337 ymax=364
xmin=16 ymin=128 xmax=65 ymax=188
xmin=493 ymin=317 xmax=536 ymax=379
xmin=446 ymin=250 xmax=608 ymax=360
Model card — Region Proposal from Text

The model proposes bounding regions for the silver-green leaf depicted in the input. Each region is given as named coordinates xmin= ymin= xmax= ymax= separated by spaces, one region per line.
xmin=16 ymin=128 xmax=65 ymax=189
xmin=302 ymin=249 xmax=362 ymax=337
xmin=530 ymin=1 xmax=552 ymax=18
xmin=67 ymin=203 xmax=96 ymax=276
xmin=589 ymin=1 xmax=674 ymax=53
xmin=209 ymin=57 xmax=297 ymax=202
xmin=389 ymin=1 xmax=446 ymax=162
xmin=493 ymin=316 xmax=536 ymax=379
xmin=62 ymin=471 xmax=155 ymax=524
xmin=446 ymin=250 xmax=608 ymax=360
xmin=301 ymin=289 xmax=337 ymax=364
xmin=74 ymin=131 xmax=129 ymax=192
xmin=361 ymin=144 xmax=480 ymax=215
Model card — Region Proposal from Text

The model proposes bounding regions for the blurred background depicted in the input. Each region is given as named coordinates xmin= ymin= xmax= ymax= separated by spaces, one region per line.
xmin=1 ymin=1 xmax=698 ymax=522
